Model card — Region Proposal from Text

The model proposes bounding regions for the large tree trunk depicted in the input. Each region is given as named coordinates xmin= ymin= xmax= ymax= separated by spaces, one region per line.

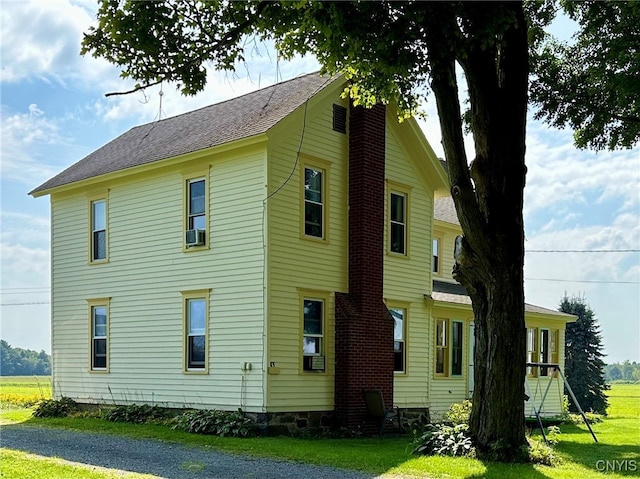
xmin=425 ymin=3 xmax=530 ymax=460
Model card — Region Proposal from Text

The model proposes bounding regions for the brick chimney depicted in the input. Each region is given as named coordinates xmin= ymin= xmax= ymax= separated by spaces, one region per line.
xmin=334 ymin=103 xmax=394 ymax=431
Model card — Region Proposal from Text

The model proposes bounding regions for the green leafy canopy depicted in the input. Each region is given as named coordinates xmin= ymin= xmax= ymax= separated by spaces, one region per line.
xmin=82 ymin=1 xmax=639 ymax=150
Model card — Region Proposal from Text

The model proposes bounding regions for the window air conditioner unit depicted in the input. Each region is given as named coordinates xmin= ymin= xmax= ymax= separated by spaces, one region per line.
xmin=185 ymin=229 xmax=205 ymax=247
xmin=310 ymin=356 xmax=325 ymax=371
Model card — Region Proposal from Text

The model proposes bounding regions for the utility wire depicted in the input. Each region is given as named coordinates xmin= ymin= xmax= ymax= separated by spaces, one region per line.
xmin=526 ymin=249 xmax=639 ymax=253
xmin=525 ymin=278 xmax=639 ymax=284
xmin=1 ymin=301 xmax=51 ymax=306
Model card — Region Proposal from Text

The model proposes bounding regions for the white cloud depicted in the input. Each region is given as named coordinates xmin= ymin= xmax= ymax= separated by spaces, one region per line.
xmin=524 ymin=124 xmax=640 ymax=220
xmin=0 ymin=242 xmax=49 ymax=280
xmin=0 ymin=211 xmax=50 ymax=247
xmin=0 ymin=0 xmax=112 ymax=85
xmin=0 ymin=105 xmax=70 ymax=184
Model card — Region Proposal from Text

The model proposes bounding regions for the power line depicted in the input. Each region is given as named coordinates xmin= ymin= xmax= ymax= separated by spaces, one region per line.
xmin=1 ymin=301 xmax=51 ymax=306
xmin=526 ymin=278 xmax=639 ymax=284
xmin=0 ymin=287 xmax=50 ymax=291
xmin=526 ymin=249 xmax=639 ymax=253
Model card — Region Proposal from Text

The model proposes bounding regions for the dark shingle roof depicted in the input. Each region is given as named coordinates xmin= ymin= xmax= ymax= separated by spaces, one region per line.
xmin=31 ymin=72 xmax=336 ymax=196
xmin=434 ymin=196 xmax=459 ymax=225
xmin=432 ymin=280 xmax=575 ymax=318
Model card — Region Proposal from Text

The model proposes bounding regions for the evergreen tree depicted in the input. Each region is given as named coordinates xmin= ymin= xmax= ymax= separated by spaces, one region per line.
xmin=560 ymin=295 xmax=609 ymax=414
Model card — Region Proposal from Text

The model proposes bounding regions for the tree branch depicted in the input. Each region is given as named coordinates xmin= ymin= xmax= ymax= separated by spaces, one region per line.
xmin=102 ymin=1 xmax=271 ymax=97
xmin=613 ymin=114 xmax=640 ymax=124
xmin=105 ymin=79 xmax=164 ymax=97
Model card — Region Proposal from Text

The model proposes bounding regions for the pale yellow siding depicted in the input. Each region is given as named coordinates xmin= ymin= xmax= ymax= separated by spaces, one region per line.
xmin=51 ymin=146 xmax=267 ymax=411
xmin=383 ymin=118 xmax=438 ymax=408
xmin=265 ymin=88 xmax=349 ymax=411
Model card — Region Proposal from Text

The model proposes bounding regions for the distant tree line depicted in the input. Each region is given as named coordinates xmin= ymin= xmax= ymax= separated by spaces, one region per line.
xmin=0 ymin=340 xmax=51 ymax=376
xmin=605 ymin=361 xmax=640 ymax=383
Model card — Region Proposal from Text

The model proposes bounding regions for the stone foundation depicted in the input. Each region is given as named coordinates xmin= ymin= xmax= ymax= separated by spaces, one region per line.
xmin=248 ymin=411 xmax=337 ymax=436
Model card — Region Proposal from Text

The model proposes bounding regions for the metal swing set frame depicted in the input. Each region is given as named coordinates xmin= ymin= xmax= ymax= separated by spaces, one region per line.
xmin=525 ymin=362 xmax=598 ymax=443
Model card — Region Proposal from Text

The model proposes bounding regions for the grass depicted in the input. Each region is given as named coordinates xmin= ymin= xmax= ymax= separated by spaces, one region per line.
xmin=0 ymin=449 xmax=160 ymax=479
xmin=1 ymin=379 xmax=638 ymax=479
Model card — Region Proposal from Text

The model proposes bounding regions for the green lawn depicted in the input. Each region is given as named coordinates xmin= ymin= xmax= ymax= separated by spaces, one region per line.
xmin=1 ymin=381 xmax=638 ymax=479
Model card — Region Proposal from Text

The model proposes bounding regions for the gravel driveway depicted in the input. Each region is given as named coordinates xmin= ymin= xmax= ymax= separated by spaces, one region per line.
xmin=1 ymin=425 xmax=378 ymax=479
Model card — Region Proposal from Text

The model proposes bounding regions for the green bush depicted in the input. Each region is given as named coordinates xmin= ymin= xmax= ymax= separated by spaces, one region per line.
xmin=102 ymin=404 xmax=169 ymax=424
xmin=412 ymin=423 xmax=475 ymax=457
xmin=527 ymin=437 xmax=560 ymax=466
xmin=172 ymin=408 xmax=257 ymax=437
xmin=32 ymin=397 xmax=79 ymax=418
xmin=566 ymin=411 xmax=603 ymax=425
xmin=443 ymin=399 xmax=472 ymax=426
xmin=545 ymin=425 xmax=562 ymax=445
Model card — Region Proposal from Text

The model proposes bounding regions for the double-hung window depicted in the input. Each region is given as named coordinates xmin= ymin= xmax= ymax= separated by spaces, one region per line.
xmin=88 ymin=299 xmax=109 ymax=371
xmin=435 ymin=319 xmax=464 ymax=377
xmin=527 ymin=328 xmax=538 ymax=377
xmin=390 ymin=192 xmax=407 ymax=254
xmin=391 ymin=308 xmax=406 ymax=373
xmin=527 ymin=327 xmax=559 ymax=377
xmin=184 ymin=175 xmax=208 ymax=249
xmin=90 ymin=199 xmax=107 ymax=262
xmin=539 ymin=328 xmax=559 ymax=377
xmin=302 ymin=298 xmax=324 ymax=371
xmin=188 ymin=179 xmax=206 ymax=230
xmin=432 ymin=238 xmax=441 ymax=273
xmin=435 ymin=319 xmax=448 ymax=375
xmin=304 ymin=167 xmax=324 ymax=239
xmin=183 ymin=291 xmax=209 ymax=373
xmin=451 ymin=321 xmax=463 ymax=376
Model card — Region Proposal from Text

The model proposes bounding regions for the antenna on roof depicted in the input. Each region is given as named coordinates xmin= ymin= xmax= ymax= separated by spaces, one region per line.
xmin=157 ymin=82 xmax=166 ymax=121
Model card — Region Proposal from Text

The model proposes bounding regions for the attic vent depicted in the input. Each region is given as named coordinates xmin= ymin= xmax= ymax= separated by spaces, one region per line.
xmin=332 ymin=104 xmax=347 ymax=134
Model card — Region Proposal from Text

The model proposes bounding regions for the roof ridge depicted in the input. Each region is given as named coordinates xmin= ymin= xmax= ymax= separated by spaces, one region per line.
xmin=127 ymin=71 xmax=323 ymax=133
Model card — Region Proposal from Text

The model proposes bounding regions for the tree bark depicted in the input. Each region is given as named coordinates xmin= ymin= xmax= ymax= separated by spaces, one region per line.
xmin=426 ymin=2 xmax=529 ymax=460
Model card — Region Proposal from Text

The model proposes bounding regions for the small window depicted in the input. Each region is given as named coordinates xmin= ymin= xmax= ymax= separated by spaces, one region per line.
xmin=539 ymin=328 xmax=559 ymax=377
xmin=435 ymin=319 xmax=448 ymax=375
xmin=391 ymin=308 xmax=406 ymax=373
xmin=436 ymin=319 xmax=464 ymax=377
xmin=451 ymin=321 xmax=463 ymax=376
xmin=186 ymin=298 xmax=207 ymax=370
xmin=527 ymin=327 xmax=538 ymax=377
xmin=390 ymin=192 xmax=406 ymax=254
xmin=91 ymin=305 xmax=108 ymax=370
xmin=187 ymin=178 xmax=206 ymax=231
xmin=91 ymin=199 xmax=107 ymax=261
xmin=303 ymin=299 xmax=324 ymax=371
xmin=182 ymin=290 xmax=210 ymax=373
xmin=304 ymin=168 xmax=324 ymax=238
xmin=432 ymin=238 xmax=440 ymax=273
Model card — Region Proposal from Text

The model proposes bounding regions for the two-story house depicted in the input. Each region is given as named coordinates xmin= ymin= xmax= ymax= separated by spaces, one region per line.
xmin=30 ymin=72 xmax=574 ymax=433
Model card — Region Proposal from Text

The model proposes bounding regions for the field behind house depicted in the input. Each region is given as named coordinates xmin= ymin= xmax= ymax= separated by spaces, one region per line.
xmin=0 ymin=375 xmax=51 ymax=408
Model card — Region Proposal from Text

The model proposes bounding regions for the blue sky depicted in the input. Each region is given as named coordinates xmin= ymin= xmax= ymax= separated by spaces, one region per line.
xmin=1 ymin=0 xmax=638 ymax=363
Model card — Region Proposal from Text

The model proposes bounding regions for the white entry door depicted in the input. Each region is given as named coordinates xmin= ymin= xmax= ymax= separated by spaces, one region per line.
xmin=468 ymin=323 xmax=475 ymax=398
